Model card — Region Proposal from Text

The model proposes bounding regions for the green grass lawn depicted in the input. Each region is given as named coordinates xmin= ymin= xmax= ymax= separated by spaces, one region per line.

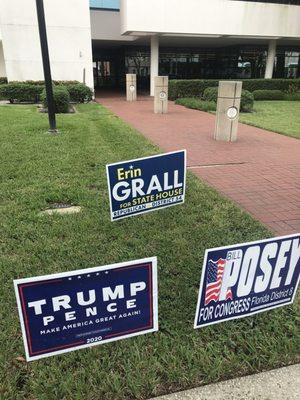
xmin=175 ymin=98 xmax=300 ymax=140
xmin=0 ymin=103 xmax=299 ymax=400
xmin=240 ymin=101 xmax=300 ymax=139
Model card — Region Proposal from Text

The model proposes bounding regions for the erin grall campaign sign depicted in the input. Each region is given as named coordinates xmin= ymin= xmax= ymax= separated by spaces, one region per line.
xmin=106 ymin=150 xmax=186 ymax=221
xmin=14 ymin=258 xmax=158 ymax=361
xmin=194 ymin=234 xmax=300 ymax=329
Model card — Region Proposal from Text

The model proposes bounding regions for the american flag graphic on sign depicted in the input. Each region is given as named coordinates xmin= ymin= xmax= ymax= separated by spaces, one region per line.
xmin=205 ymin=258 xmax=233 ymax=305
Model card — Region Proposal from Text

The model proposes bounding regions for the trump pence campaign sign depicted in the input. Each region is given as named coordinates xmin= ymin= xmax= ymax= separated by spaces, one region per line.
xmin=194 ymin=234 xmax=300 ymax=328
xmin=14 ymin=257 xmax=158 ymax=361
xmin=106 ymin=150 xmax=186 ymax=221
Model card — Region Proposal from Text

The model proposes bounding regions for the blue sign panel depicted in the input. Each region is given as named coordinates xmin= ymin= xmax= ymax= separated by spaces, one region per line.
xmin=106 ymin=150 xmax=186 ymax=221
xmin=194 ymin=234 xmax=300 ymax=328
xmin=14 ymin=258 xmax=158 ymax=361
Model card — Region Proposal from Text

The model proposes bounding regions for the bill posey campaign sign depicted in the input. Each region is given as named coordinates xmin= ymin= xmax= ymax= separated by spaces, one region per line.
xmin=194 ymin=234 xmax=300 ymax=329
xmin=14 ymin=258 xmax=158 ymax=361
xmin=106 ymin=150 xmax=186 ymax=221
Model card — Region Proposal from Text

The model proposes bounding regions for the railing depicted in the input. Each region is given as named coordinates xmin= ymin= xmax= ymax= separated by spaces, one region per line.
xmin=90 ymin=0 xmax=120 ymax=10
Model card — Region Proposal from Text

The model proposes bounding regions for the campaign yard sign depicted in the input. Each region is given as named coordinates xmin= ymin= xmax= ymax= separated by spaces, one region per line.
xmin=14 ymin=258 xmax=158 ymax=361
xmin=106 ymin=150 xmax=186 ymax=221
xmin=194 ymin=234 xmax=300 ymax=329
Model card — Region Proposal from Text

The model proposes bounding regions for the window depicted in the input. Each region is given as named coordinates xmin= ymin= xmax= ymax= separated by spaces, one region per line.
xmin=90 ymin=0 xmax=120 ymax=10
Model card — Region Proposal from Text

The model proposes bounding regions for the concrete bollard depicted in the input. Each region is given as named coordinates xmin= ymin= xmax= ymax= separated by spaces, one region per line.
xmin=214 ymin=81 xmax=242 ymax=142
xmin=126 ymin=74 xmax=137 ymax=102
xmin=154 ymin=76 xmax=168 ymax=114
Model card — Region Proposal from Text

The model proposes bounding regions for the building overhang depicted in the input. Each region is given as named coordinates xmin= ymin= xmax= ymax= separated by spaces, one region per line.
xmin=121 ymin=0 xmax=300 ymax=41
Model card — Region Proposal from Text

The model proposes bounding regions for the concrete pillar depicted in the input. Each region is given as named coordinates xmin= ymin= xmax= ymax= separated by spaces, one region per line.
xmin=214 ymin=81 xmax=242 ymax=142
xmin=126 ymin=74 xmax=137 ymax=101
xmin=154 ymin=76 xmax=168 ymax=114
xmin=150 ymin=36 xmax=159 ymax=96
xmin=265 ymin=40 xmax=277 ymax=79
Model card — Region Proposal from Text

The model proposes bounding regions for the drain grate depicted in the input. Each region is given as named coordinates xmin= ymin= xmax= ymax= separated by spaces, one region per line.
xmin=188 ymin=162 xmax=246 ymax=169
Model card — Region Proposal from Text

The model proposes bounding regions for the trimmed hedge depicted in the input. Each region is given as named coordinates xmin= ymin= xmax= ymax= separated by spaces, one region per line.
xmin=241 ymin=79 xmax=300 ymax=93
xmin=24 ymin=80 xmax=80 ymax=86
xmin=67 ymin=83 xmax=93 ymax=103
xmin=241 ymin=90 xmax=255 ymax=112
xmin=175 ymin=98 xmax=216 ymax=112
xmin=169 ymin=79 xmax=219 ymax=100
xmin=0 ymin=81 xmax=92 ymax=104
xmin=253 ymin=90 xmax=285 ymax=100
xmin=202 ymin=87 xmax=219 ymax=102
xmin=41 ymin=86 xmax=70 ymax=113
xmin=0 ymin=83 xmax=43 ymax=103
xmin=169 ymin=78 xmax=300 ymax=100
xmin=0 ymin=76 xmax=75 ymax=86
xmin=203 ymin=87 xmax=254 ymax=112
xmin=285 ymin=92 xmax=300 ymax=101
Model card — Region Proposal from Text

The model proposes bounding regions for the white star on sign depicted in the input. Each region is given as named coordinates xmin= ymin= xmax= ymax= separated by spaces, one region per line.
xmin=78 ymin=276 xmax=81 ymax=279
xmin=129 ymin=165 xmax=134 ymax=169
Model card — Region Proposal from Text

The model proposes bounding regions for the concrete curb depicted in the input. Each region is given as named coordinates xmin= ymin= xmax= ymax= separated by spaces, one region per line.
xmin=151 ymin=364 xmax=300 ymax=400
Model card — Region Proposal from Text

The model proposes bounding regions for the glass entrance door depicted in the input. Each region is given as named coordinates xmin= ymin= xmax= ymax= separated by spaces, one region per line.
xmin=94 ymin=60 xmax=117 ymax=88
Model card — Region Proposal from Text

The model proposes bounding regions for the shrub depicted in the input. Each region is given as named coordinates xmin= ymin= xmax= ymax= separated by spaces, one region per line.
xmin=175 ymin=98 xmax=216 ymax=112
xmin=253 ymin=90 xmax=284 ymax=100
xmin=285 ymin=92 xmax=300 ymax=101
xmin=202 ymin=87 xmax=218 ymax=102
xmin=0 ymin=77 xmax=7 ymax=85
xmin=0 ymin=81 xmax=89 ymax=105
xmin=169 ymin=78 xmax=300 ymax=100
xmin=203 ymin=87 xmax=254 ymax=112
xmin=0 ymin=82 xmax=43 ymax=103
xmin=24 ymin=80 xmax=47 ymax=86
xmin=53 ymin=80 xmax=80 ymax=86
xmin=241 ymin=79 xmax=300 ymax=92
xmin=286 ymin=83 xmax=299 ymax=94
xmin=169 ymin=79 xmax=219 ymax=100
xmin=24 ymin=80 xmax=80 ymax=86
xmin=67 ymin=83 xmax=93 ymax=103
xmin=41 ymin=86 xmax=70 ymax=113
xmin=240 ymin=90 xmax=254 ymax=112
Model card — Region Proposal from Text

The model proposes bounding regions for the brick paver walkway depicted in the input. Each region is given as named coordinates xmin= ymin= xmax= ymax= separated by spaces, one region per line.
xmin=97 ymin=95 xmax=300 ymax=235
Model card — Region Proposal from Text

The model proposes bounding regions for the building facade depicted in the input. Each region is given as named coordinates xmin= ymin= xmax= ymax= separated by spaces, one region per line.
xmin=1 ymin=0 xmax=300 ymax=93
xmin=0 ymin=0 xmax=94 ymax=88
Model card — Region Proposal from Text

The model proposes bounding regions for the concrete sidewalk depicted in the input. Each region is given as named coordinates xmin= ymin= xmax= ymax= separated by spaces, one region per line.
xmin=151 ymin=364 xmax=300 ymax=400
xmin=97 ymin=95 xmax=300 ymax=236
